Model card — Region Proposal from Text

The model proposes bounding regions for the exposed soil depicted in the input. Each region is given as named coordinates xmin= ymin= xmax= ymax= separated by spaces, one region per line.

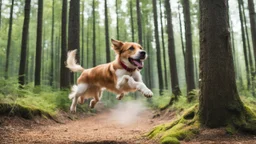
xmin=0 ymin=104 xmax=256 ymax=144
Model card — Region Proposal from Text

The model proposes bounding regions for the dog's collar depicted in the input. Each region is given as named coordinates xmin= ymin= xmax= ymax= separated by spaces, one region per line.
xmin=119 ymin=60 xmax=137 ymax=72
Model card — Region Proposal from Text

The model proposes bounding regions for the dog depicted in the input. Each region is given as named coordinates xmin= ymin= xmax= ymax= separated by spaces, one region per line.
xmin=66 ymin=39 xmax=153 ymax=112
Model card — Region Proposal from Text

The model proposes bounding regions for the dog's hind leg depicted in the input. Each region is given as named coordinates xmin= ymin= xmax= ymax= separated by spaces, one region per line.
xmin=70 ymin=83 xmax=88 ymax=112
xmin=89 ymin=90 xmax=102 ymax=108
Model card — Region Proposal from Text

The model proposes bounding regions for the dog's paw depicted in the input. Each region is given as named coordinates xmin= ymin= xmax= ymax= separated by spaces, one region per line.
xmin=116 ymin=93 xmax=124 ymax=100
xmin=141 ymin=88 xmax=153 ymax=98
xmin=70 ymin=105 xmax=76 ymax=113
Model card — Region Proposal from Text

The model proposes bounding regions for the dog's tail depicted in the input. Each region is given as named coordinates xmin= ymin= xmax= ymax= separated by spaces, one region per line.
xmin=66 ymin=49 xmax=84 ymax=72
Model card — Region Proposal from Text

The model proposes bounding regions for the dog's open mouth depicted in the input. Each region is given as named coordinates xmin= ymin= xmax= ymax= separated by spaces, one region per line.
xmin=128 ymin=57 xmax=143 ymax=69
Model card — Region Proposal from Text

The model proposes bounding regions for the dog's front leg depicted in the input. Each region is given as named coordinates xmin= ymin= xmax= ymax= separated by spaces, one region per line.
xmin=118 ymin=75 xmax=153 ymax=98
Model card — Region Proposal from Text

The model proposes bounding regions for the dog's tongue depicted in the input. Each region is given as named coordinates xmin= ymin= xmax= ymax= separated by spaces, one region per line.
xmin=132 ymin=59 xmax=143 ymax=69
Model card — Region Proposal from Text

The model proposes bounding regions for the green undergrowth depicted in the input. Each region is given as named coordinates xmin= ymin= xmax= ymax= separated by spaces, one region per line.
xmin=0 ymin=77 xmax=91 ymax=119
xmin=146 ymin=105 xmax=200 ymax=144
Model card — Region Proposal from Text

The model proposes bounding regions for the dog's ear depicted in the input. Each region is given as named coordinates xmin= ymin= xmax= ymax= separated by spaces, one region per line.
xmin=111 ymin=39 xmax=123 ymax=51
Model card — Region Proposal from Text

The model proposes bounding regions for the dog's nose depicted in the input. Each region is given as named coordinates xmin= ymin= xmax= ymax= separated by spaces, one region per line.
xmin=140 ymin=51 xmax=146 ymax=56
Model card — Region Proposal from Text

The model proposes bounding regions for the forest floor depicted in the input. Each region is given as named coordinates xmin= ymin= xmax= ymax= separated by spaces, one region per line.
xmin=0 ymin=101 xmax=256 ymax=144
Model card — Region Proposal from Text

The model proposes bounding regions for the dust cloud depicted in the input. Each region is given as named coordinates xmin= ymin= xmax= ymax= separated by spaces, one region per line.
xmin=108 ymin=100 xmax=147 ymax=125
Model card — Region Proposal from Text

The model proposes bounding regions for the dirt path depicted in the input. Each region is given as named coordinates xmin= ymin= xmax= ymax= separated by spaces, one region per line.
xmin=1 ymin=102 xmax=256 ymax=144
xmin=0 ymin=102 xmax=167 ymax=144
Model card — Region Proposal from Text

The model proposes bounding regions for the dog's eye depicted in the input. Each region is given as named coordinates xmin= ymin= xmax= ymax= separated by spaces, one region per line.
xmin=129 ymin=46 xmax=135 ymax=51
xmin=139 ymin=47 xmax=142 ymax=50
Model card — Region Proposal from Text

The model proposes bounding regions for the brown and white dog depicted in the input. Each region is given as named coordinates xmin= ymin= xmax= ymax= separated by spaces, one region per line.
xmin=66 ymin=39 xmax=153 ymax=112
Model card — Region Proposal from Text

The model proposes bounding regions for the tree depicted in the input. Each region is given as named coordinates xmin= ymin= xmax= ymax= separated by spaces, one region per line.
xmin=182 ymin=0 xmax=196 ymax=95
xmin=116 ymin=0 xmax=119 ymax=40
xmin=105 ymin=0 xmax=110 ymax=63
xmin=130 ymin=0 xmax=135 ymax=42
xmin=159 ymin=0 xmax=168 ymax=89
xmin=136 ymin=0 xmax=142 ymax=45
xmin=60 ymin=0 xmax=70 ymax=89
xmin=81 ymin=1 xmax=85 ymax=66
xmin=68 ymin=0 xmax=80 ymax=84
xmin=18 ymin=0 xmax=31 ymax=87
xmin=199 ymin=0 xmax=255 ymax=128
xmin=4 ymin=0 xmax=14 ymax=79
xmin=49 ymin=0 xmax=55 ymax=86
xmin=92 ymin=0 xmax=96 ymax=66
xmin=164 ymin=0 xmax=181 ymax=99
xmin=152 ymin=0 xmax=164 ymax=95
xmin=34 ymin=0 xmax=43 ymax=86
xmin=178 ymin=4 xmax=185 ymax=59
xmin=238 ymin=0 xmax=250 ymax=89
xmin=248 ymin=0 xmax=256 ymax=69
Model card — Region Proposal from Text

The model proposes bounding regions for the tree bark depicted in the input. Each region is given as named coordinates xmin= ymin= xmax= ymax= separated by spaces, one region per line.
xmin=105 ymin=0 xmax=110 ymax=63
xmin=238 ymin=0 xmax=251 ymax=89
xmin=4 ymin=0 xmax=14 ymax=79
xmin=130 ymin=0 xmax=135 ymax=42
xmin=199 ymin=0 xmax=244 ymax=127
xmin=159 ymin=0 xmax=168 ymax=89
xmin=60 ymin=0 xmax=70 ymax=89
xmin=136 ymin=0 xmax=142 ymax=45
xmin=92 ymin=0 xmax=96 ymax=66
xmin=68 ymin=0 xmax=80 ymax=84
xmin=248 ymin=0 xmax=256 ymax=70
xmin=49 ymin=0 xmax=55 ymax=86
xmin=34 ymin=0 xmax=43 ymax=86
xmin=178 ymin=4 xmax=185 ymax=60
xmin=81 ymin=1 xmax=85 ymax=66
xmin=116 ymin=0 xmax=119 ymax=40
xmin=164 ymin=0 xmax=181 ymax=98
xmin=182 ymin=0 xmax=196 ymax=95
xmin=18 ymin=0 xmax=31 ymax=87
xmin=152 ymin=0 xmax=164 ymax=95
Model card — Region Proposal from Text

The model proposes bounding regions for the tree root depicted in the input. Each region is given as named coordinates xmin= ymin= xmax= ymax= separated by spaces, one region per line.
xmin=146 ymin=105 xmax=200 ymax=144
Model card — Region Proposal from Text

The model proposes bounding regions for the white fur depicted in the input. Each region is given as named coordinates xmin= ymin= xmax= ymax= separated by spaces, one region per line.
xmin=70 ymin=83 xmax=88 ymax=112
xmin=115 ymin=69 xmax=153 ymax=98
xmin=66 ymin=50 xmax=84 ymax=72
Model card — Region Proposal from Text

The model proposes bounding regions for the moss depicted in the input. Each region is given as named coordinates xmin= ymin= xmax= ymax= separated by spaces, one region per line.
xmin=147 ymin=105 xmax=200 ymax=143
xmin=225 ymin=124 xmax=237 ymax=134
xmin=0 ymin=102 xmax=53 ymax=119
xmin=161 ymin=137 xmax=180 ymax=144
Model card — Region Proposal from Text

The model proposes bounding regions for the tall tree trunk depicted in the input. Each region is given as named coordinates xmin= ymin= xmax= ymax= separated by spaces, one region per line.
xmin=248 ymin=0 xmax=256 ymax=70
xmin=241 ymin=0 xmax=255 ymax=96
xmin=164 ymin=0 xmax=181 ymax=98
xmin=81 ymin=1 xmax=84 ymax=66
xmin=60 ymin=0 xmax=70 ymax=89
xmin=116 ymin=0 xmax=119 ymax=40
xmin=136 ymin=0 xmax=142 ymax=45
xmin=92 ymin=0 xmax=96 ymax=66
xmin=130 ymin=0 xmax=134 ymax=42
xmin=183 ymin=0 xmax=196 ymax=95
xmin=25 ymin=39 xmax=29 ymax=84
xmin=86 ymin=18 xmax=90 ymax=68
xmin=34 ymin=0 xmax=43 ymax=86
xmin=4 ymin=0 xmax=14 ymax=79
xmin=105 ymin=0 xmax=110 ymax=63
xmin=18 ymin=0 xmax=31 ymax=87
xmin=238 ymin=0 xmax=251 ymax=89
xmin=152 ymin=0 xmax=164 ymax=95
xmin=178 ymin=4 xmax=185 ymax=59
xmin=49 ymin=0 xmax=55 ymax=86
xmin=199 ymin=0 xmax=244 ymax=127
xmin=159 ymin=0 xmax=168 ymax=89
xmin=68 ymin=0 xmax=80 ymax=84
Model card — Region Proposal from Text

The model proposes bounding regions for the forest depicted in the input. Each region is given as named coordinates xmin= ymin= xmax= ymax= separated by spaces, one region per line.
xmin=0 ymin=0 xmax=256 ymax=143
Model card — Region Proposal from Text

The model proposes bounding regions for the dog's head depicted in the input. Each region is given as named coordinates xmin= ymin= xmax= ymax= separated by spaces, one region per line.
xmin=111 ymin=39 xmax=147 ymax=69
